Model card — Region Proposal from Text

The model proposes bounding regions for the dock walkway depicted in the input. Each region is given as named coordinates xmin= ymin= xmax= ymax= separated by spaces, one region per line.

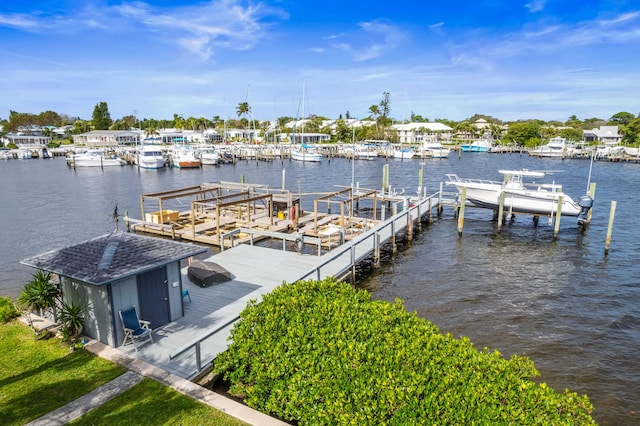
xmin=116 ymin=193 xmax=441 ymax=380
xmin=117 ymin=244 xmax=330 ymax=378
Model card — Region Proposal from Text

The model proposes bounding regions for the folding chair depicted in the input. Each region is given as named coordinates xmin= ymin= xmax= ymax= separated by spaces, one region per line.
xmin=119 ymin=306 xmax=153 ymax=351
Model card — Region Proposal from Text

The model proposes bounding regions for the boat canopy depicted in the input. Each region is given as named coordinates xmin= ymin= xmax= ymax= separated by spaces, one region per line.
xmin=498 ymin=169 xmax=545 ymax=178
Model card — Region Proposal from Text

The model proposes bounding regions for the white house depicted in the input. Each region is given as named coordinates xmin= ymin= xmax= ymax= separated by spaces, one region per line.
xmin=73 ymin=130 xmax=140 ymax=147
xmin=390 ymin=122 xmax=454 ymax=144
xmin=583 ymin=126 xmax=622 ymax=147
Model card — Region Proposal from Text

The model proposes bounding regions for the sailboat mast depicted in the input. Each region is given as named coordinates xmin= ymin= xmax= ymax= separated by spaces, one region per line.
xmin=301 ymin=83 xmax=305 ymax=145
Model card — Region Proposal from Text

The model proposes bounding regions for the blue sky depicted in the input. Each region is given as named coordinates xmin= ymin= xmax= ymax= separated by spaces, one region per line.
xmin=1 ymin=0 xmax=639 ymax=123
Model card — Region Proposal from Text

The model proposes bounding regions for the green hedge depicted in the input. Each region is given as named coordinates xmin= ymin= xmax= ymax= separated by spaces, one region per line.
xmin=213 ymin=278 xmax=595 ymax=425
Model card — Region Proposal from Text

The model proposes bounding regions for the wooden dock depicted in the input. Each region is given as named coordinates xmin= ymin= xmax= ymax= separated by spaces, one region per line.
xmin=115 ymin=192 xmax=441 ymax=379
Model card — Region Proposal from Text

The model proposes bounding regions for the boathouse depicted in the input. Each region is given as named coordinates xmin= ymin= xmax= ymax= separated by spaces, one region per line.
xmin=21 ymin=231 xmax=207 ymax=348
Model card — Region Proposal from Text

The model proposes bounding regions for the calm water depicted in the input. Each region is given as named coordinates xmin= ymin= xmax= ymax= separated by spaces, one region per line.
xmin=1 ymin=153 xmax=638 ymax=424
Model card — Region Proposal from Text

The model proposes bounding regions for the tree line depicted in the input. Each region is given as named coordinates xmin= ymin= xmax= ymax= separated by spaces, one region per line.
xmin=2 ymin=98 xmax=640 ymax=146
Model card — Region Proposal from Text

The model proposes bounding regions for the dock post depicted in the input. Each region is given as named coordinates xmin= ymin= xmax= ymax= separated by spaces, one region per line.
xmin=417 ymin=203 xmax=422 ymax=232
xmin=407 ymin=210 xmax=413 ymax=241
xmin=391 ymin=209 xmax=397 ymax=253
xmin=382 ymin=164 xmax=389 ymax=193
xmin=373 ymin=233 xmax=380 ymax=268
xmin=553 ymin=195 xmax=563 ymax=241
xmin=586 ymin=182 xmax=597 ymax=225
xmin=281 ymin=169 xmax=286 ymax=190
xmin=457 ymin=187 xmax=466 ymax=236
xmin=497 ymin=191 xmax=505 ymax=231
xmin=438 ymin=182 xmax=444 ymax=217
xmin=605 ymin=200 xmax=616 ymax=255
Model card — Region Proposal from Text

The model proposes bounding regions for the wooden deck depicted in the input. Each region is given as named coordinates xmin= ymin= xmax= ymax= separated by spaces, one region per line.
xmin=116 ymin=245 xmax=324 ymax=379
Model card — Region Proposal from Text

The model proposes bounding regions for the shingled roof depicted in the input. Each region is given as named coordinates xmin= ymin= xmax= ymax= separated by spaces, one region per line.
xmin=21 ymin=231 xmax=208 ymax=286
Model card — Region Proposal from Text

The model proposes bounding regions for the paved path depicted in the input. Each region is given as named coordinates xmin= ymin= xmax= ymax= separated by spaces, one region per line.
xmin=26 ymin=371 xmax=143 ymax=426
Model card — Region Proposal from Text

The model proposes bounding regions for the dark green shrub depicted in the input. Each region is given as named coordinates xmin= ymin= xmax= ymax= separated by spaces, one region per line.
xmin=0 ymin=297 xmax=19 ymax=323
xmin=59 ymin=301 xmax=86 ymax=342
xmin=17 ymin=270 xmax=60 ymax=319
xmin=213 ymin=278 xmax=595 ymax=425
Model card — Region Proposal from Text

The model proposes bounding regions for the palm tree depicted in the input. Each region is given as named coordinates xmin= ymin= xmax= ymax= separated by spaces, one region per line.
xmin=173 ymin=114 xmax=185 ymax=131
xmin=236 ymin=102 xmax=251 ymax=142
xmin=368 ymin=104 xmax=380 ymax=137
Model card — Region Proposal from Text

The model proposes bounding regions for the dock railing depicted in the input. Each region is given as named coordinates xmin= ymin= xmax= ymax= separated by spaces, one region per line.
xmin=169 ymin=191 xmax=441 ymax=376
xmin=219 ymin=228 xmax=324 ymax=255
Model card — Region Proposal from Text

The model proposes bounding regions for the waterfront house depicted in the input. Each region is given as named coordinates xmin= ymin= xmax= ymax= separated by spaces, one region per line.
xmin=21 ymin=232 xmax=207 ymax=348
xmin=390 ymin=122 xmax=454 ymax=144
xmin=583 ymin=125 xmax=622 ymax=147
xmin=73 ymin=130 xmax=140 ymax=147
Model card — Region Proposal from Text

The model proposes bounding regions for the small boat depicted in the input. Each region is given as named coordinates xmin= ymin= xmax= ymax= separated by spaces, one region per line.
xmin=68 ymin=149 xmax=126 ymax=167
xmin=0 ymin=148 xmax=13 ymax=160
xmin=135 ymin=144 xmax=166 ymax=169
xmin=291 ymin=144 xmax=322 ymax=162
xmin=15 ymin=148 xmax=33 ymax=159
xmin=415 ymin=142 xmax=450 ymax=158
xmin=460 ymin=139 xmax=492 ymax=153
xmin=197 ymin=147 xmax=221 ymax=165
xmin=169 ymin=145 xmax=201 ymax=168
xmin=393 ymin=148 xmax=415 ymax=159
xmin=446 ymin=170 xmax=593 ymax=224
xmin=529 ymin=137 xmax=575 ymax=158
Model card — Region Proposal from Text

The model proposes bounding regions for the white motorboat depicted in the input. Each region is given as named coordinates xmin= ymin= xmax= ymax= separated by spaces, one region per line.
xmin=446 ymin=170 xmax=593 ymax=223
xmin=135 ymin=144 xmax=166 ymax=169
xmin=529 ymin=137 xmax=575 ymax=158
xmin=393 ymin=148 xmax=415 ymax=159
xmin=460 ymin=139 xmax=492 ymax=153
xmin=69 ymin=149 xmax=126 ymax=167
xmin=291 ymin=145 xmax=322 ymax=162
xmin=194 ymin=145 xmax=221 ymax=165
xmin=169 ymin=145 xmax=201 ymax=168
xmin=415 ymin=142 xmax=450 ymax=158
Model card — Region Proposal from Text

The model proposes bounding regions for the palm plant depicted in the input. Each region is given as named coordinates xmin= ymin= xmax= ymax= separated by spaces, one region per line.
xmin=17 ymin=270 xmax=60 ymax=321
xmin=59 ymin=301 xmax=86 ymax=341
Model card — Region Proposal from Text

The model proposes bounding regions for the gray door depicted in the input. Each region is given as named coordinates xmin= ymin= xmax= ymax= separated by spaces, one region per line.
xmin=137 ymin=267 xmax=170 ymax=328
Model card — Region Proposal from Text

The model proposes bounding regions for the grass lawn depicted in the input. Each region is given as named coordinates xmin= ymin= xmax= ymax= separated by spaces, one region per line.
xmin=0 ymin=321 xmax=126 ymax=425
xmin=69 ymin=377 xmax=247 ymax=426
xmin=0 ymin=321 xmax=248 ymax=426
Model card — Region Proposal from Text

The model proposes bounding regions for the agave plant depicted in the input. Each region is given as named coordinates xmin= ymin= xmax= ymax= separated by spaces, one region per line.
xmin=59 ymin=301 xmax=86 ymax=341
xmin=17 ymin=270 xmax=61 ymax=320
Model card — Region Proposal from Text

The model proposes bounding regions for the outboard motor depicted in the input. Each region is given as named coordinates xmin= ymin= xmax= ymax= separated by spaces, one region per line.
xmin=577 ymin=195 xmax=594 ymax=225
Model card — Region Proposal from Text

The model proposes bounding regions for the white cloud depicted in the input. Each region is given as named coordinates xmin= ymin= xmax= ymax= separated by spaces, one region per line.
xmin=0 ymin=1 xmax=288 ymax=60
xmin=525 ymin=0 xmax=547 ymax=13
xmin=353 ymin=20 xmax=406 ymax=61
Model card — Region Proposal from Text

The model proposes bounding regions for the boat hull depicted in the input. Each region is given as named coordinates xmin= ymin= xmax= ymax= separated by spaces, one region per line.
xmin=291 ymin=149 xmax=322 ymax=162
xmin=455 ymin=182 xmax=582 ymax=216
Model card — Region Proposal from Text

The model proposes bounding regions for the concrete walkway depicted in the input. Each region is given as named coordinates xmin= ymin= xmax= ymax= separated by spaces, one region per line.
xmin=26 ymin=371 xmax=143 ymax=426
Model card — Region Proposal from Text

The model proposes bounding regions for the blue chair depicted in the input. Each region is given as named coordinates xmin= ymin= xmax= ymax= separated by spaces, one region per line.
xmin=119 ymin=306 xmax=153 ymax=351
xmin=182 ymin=289 xmax=191 ymax=302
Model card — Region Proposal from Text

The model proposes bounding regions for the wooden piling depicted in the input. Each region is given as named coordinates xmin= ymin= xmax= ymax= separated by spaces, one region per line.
xmin=586 ymin=182 xmax=596 ymax=225
xmin=552 ymin=195 xmax=563 ymax=240
xmin=497 ymin=191 xmax=505 ymax=231
xmin=457 ymin=187 xmax=466 ymax=236
xmin=605 ymin=201 xmax=616 ymax=255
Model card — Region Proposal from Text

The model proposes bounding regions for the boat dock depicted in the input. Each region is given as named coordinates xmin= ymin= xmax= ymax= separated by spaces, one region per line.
xmin=125 ymin=181 xmax=414 ymax=249
xmin=116 ymin=191 xmax=442 ymax=379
